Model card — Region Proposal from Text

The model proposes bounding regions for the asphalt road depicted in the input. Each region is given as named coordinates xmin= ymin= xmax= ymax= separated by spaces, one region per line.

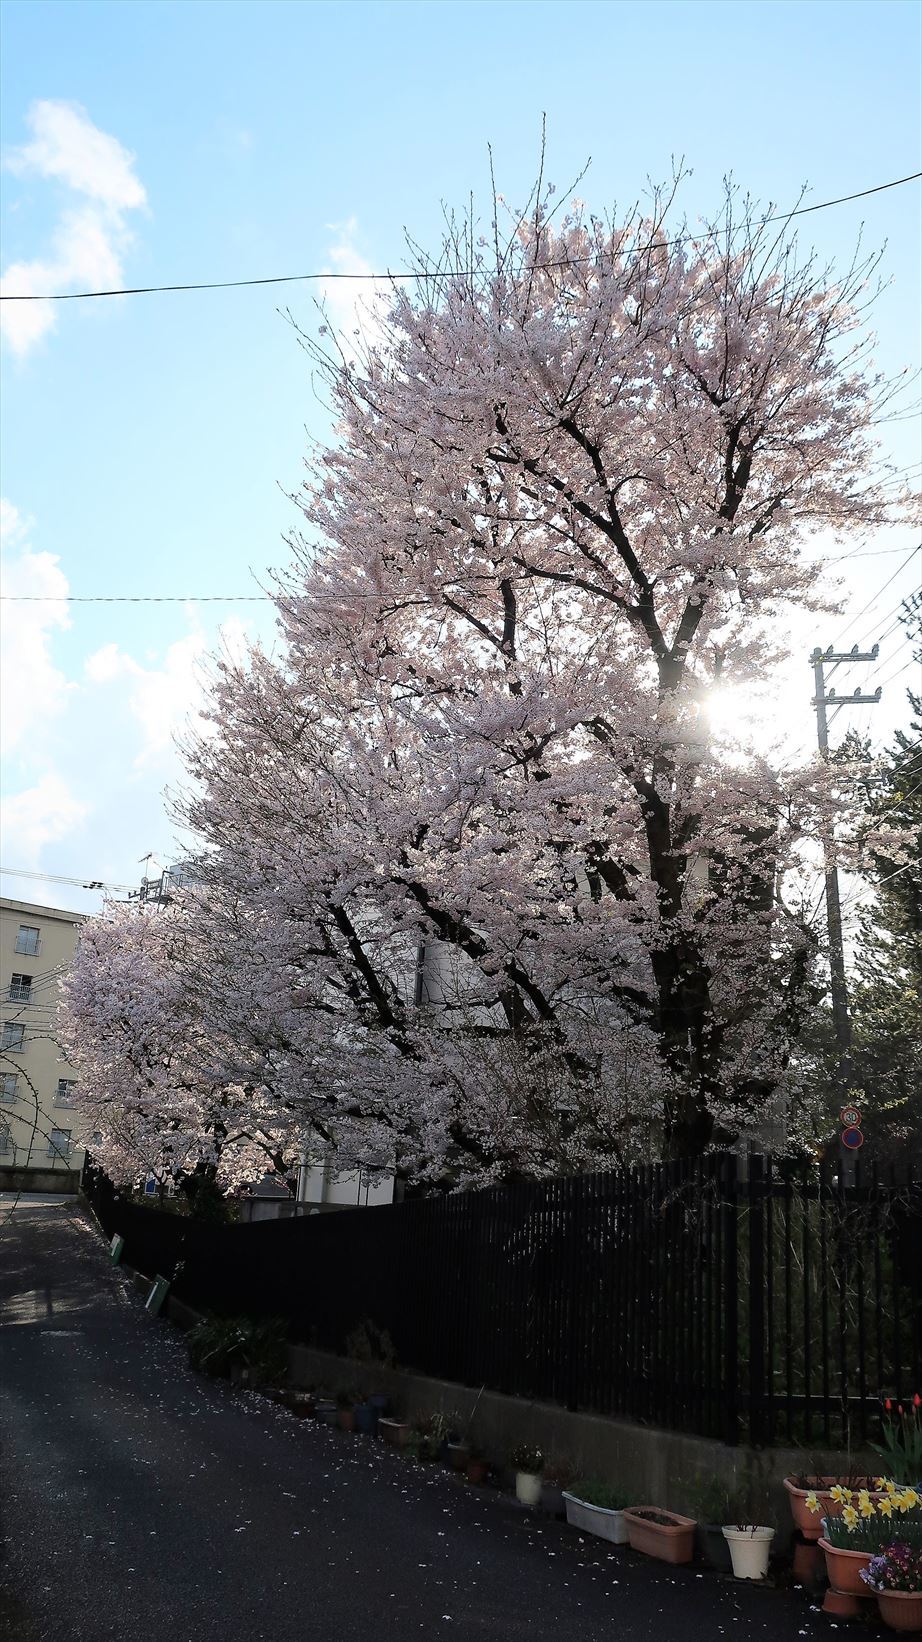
xmin=0 ymin=1200 xmax=827 ymax=1642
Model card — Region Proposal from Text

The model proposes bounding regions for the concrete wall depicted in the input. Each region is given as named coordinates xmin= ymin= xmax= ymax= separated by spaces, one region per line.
xmin=0 ymin=1165 xmax=82 ymax=1193
xmin=278 ymin=1345 xmax=867 ymax=1533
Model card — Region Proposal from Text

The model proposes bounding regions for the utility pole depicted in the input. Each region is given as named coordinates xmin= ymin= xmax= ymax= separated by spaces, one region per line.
xmin=810 ymin=643 xmax=882 ymax=1166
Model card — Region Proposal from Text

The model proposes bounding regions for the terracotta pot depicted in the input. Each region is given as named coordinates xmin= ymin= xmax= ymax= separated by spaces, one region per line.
xmin=466 ymin=1457 xmax=488 ymax=1486
xmin=791 ymin=1538 xmax=824 ymax=1585
xmin=447 ymin=1442 xmax=470 ymax=1471
xmin=822 ymin=1589 xmax=862 ymax=1619
xmin=783 ymin=1477 xmax=885 ymax=1541
xmin=623 ymin=1508 xmax=696 ymax=1565
xmin=818 ymin=1537 xmax=873 ymax=1597
xmin=337 ymin=1407 xmax=356 ymax=1432
xmin=783 ymin=1477 xmax=837 ymax=1540
xmin=876 ymin=1591 xmax=922 ymax=1633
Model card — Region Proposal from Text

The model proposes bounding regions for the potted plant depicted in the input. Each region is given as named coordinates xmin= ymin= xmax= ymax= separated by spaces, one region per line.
xmin=379 ymin=1415 xmax=412 ymax=1448
xmin=314 ymin=1391 xmax=338 ymax=1426
xmin=689 ymin=1477 xmax=742 ymax=1573
xmin=336 ymin=1391 xmax=357 ymax=1432
xmin=562 ymin=1480 xmax=630 ymax=1544
xmin=872 ymin=1395 xmax=922 ymax=1486
xmin=510 ymin=1445 xmax=544 ymax=1507
xmin=623 ymin=1507 xmax=696 ymax=1565
xmin=541 ymin=1460 xmax=576 ymax=1520
xmin=861 ymin=1542 xmax=922 ymax=1633
xmin=784 ymin=1468 xmax=884 ymax=1539
xmin=811 ymin=1478 xmax=922 ymax=1618
xmin=722 ymin=1521 xmax=774 ymax=1581
xmin=354 ymin=1397 xmax=379 ymax=1437
xmin=466 ymin=1453 xmax=489 ymax=1486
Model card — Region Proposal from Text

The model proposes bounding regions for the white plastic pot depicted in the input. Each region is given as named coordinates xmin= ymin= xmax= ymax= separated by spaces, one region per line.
xmin=515 ymin=1470 xmax=543 ymax=1507
xmin=562 ymin=1492 xmax=629 ymax=1544
xmin=722 ymin=1525 xmax=774 ymax=1580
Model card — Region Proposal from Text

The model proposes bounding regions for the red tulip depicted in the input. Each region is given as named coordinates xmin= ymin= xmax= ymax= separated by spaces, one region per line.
xmin=897 ymin=1404 xmax=904 ymax=1416
xmin=885 ymin=1398 xmax=892 ymax=1412
xmin=913 ymin=1393 xmax=921 ymax=1409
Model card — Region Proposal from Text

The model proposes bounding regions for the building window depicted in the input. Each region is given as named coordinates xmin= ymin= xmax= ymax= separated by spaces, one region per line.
xmin=56 ymin=1079 xmax=77 ymax=1105
xmin=0 ymin=1074 xmax=18 ymax=1104
xmin=15 ymin=926 xmax=40 ymax=956
xmin=48 ymin=1128 xmax=72 ymax=1161
xmin=1 ymin=1024 xmax=25 ymax=1052
xmin=9 ymin=973 xmax=32 ymax=1003
xmin=0 ymin=1122 xmax=12 ymax=1157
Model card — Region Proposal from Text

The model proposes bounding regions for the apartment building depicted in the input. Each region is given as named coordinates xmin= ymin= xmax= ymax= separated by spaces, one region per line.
xmin=0 ymin=897 xmax=87 ymax=1190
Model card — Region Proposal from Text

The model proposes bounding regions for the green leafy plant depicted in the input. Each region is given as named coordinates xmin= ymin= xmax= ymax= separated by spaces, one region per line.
xmin=872 ymin=1397 xmax=922 ymax=1485
xmin=569 ymin=1479 xmax=630 ymax=1511
xmin=185 ymin=1314 xmax=288 ymax=1386
xmin=689 ymin=1474 xmax=748 ymax=1525
xmin=543 ymin=1458 xmax=577 ymax=1489
xmin=510 ymin=1444 xmax=544 ymax=1476
xmin=344 ymin=1319 xmax=397 ymax=1368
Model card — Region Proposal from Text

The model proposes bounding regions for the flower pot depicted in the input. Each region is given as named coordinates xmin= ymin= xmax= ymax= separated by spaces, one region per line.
xmin=783 ymin=1477 xmax=837 ymax=1540
xmin=379 ymin=1418 xmax=411 ymax=1448
xmin=562 ymin=1492 xmax=629 ymax=1545
xmin=697 ymin=1523 xmax=733 ymax=1574
xmin=876 ymin=1591 xmax=922 ymax=1633
xmin=337 ymin=1407 xmax=356 ymax=1433
xmin=314 ymin=1399 xmax=338 ymax=1426
xmin=368 ymin=1393 xmax=390 ymax=1413
xmin=515 ymin=1470 xmax=543 ymax=1507
xmin=791 ymin=1538 xmax=824 ymax=1585
xmin=466 ymin=1457 xmax=489 ymax=1486
xmin=355 ymin=1402 xmax=378 ymax=1437
xmin=446 ymin=1442 xmax=470 ymax=1471
xmin=722 ymin=1526 xmax=774 ymax=1581
xmin=818 ymin=1537 xmax=873 ymax=1597
xmin=540 ymin=1484 xmax=566 ymax=1519
xmin=623 ymin=1508 xmax=696 ymax=1565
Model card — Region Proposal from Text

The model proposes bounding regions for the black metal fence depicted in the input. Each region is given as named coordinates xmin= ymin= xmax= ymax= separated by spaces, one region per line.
xmin=83 ymin=1153 xmax=920 ymax=1449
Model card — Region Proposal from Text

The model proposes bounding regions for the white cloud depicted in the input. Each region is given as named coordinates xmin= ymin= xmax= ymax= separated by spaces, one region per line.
xmin=1 ymin=499 xmax=253 ymax=890
xmin=0 ymin=499 xmax=73 ymax=754
xmin=1 ymin=101 xmax=148 ymax=356
xmin=0 ymin=773 xmax=89 ymax=868
xmin=84 ymin=617 xmax=248 ymax=768
xmin=320 ymin=217 xmax=387 ymax=352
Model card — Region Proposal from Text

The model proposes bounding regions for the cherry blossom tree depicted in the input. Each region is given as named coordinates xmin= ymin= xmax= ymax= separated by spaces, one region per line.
xmin=64 ymin=173 xmax=914 ymax=1188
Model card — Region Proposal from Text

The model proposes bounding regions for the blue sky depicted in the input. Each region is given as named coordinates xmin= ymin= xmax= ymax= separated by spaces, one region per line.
xmin=1 ymin=0 xmax=920 ymax=916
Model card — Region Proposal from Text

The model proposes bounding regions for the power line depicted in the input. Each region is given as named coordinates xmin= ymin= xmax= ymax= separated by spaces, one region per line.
xmin=4 ymin=542 xmax=922 ymax=606
xmin=0 ymin=866 xmax=135 ymax=892
xmin=2 ymin=170 xmax=920 ymax=303
xmin=831 ymin=545 xmax=922 ymax=647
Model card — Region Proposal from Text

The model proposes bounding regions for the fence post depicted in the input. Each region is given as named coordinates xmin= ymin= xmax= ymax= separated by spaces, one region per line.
xmin=721 ymin=1153 xmax=740 ymax=1446
xmin=748 ymin=1154 xmax=766 ymax=1446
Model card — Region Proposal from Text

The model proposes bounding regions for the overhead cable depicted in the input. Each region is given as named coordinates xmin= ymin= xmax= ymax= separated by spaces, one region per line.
xmin=1 ymin=170 xmax=919 ymax=303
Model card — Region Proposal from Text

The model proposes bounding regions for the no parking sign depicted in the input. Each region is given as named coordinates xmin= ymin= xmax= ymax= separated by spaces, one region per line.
xmin=840 ymin=1106 xmax=863 ymax=1151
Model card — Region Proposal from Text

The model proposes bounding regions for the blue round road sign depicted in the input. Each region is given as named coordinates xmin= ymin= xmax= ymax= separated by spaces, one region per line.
xmin=841 ymin=1126 xmax=864 ymax=1150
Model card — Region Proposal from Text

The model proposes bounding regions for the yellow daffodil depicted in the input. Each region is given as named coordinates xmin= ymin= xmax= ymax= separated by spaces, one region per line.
xmin=805 ymin=1491 xmax=820 ymax=1514
xmin=875 ymin=1477 xmax=889 ymax=1491
xmin=886 ymin=1479 xmax=900 ymax=1497
xmin=829 ymin=1485 xmax=848 ymax=1504
xmin=901 ymin=1488 xmax=919 ymax=1509
xmin=841 ymin=1504 xmax=859 ymax=1530
xmin=878 ymin=1496 xmax=894 ymax=1518
xmin=858 ymin=1491 xmax=874 ymax=1518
